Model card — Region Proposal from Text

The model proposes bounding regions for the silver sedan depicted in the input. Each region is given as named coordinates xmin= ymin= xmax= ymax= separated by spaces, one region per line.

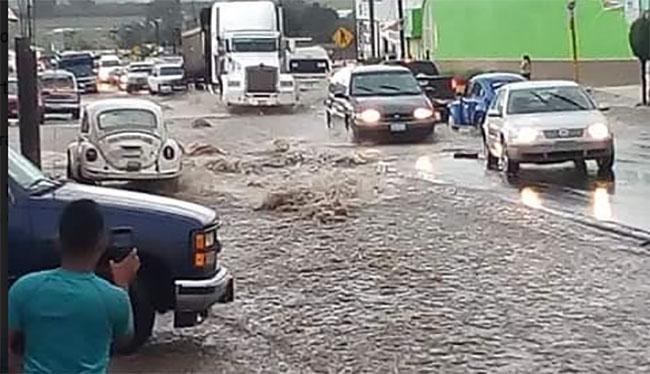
xmin=482 ymin=80 xmax=614 ymax=176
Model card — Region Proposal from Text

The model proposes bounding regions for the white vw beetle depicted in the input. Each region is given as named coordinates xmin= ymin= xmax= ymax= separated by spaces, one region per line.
xmin=67 ymin=98 xmax=182 ymax=184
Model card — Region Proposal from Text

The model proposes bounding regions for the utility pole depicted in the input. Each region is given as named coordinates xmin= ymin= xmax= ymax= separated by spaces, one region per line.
xmin=369 ymin=0 xmax=376 ymax=59
xmin=16 ymin=36 xmax=41 ymax=167
xmin=567 ymin=0 xmax=580 ymax=82
xmin=397 ymin=0 xmax=405 ymax=59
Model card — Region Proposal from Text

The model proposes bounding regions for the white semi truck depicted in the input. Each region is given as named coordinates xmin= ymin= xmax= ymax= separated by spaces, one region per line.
xmin=182 ymin=0 xmax=298 ymax=108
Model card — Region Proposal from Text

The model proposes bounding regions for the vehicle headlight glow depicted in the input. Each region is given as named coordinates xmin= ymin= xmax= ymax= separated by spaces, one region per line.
xmin=514 ymin=127 xmax=539 ymax=143
xmin=587 ymin=122 xmax=609 ymax=140
xmin=413 ymin=108 xmax=434 ymax=120
xmin=358 ymin=109 xmax=381 ymax=123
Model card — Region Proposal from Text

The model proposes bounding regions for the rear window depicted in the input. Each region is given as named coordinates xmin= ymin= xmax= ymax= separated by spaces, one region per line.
xmin=98 ymin=109 xmax=157 ymax=131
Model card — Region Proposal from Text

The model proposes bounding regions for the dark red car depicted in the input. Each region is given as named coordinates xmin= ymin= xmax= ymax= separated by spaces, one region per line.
xmin=8 ymin=77 xmax=45 ymax=124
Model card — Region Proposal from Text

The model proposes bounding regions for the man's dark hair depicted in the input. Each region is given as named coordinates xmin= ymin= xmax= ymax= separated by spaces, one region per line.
xmin=59 ymin=199 xmax=105 ymax=255
xmin=523 ymin=55 xmax=531 ymax=62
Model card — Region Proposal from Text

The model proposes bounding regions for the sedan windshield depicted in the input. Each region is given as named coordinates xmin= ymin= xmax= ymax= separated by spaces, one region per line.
xmin=98 ymin=109 xmax=157 ymax=131
xmin=101 ymin=60 xmax=120 ymax=67
xmin=507 ymin=86 xmax=595 ymax=114
xmin=350 ymin=72 xmax=422 ymax=97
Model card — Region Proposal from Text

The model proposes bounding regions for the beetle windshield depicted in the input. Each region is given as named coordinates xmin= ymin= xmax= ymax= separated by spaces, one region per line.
xmin=350 ymin=72 xmax=422 ymax=97
xmin=507 ymin=86 xmax=595 ymax=115
xmin=98 ymin=109 xmax=158 ymax=131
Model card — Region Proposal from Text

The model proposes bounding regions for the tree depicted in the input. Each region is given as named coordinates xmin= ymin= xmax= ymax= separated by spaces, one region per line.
xmin=283 ymin=1 xmax=339 ymax=44
xmin=629 ymin=11 xmax=650 ymax=105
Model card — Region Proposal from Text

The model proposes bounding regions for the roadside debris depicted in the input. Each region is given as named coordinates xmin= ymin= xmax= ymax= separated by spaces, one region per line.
xmin=191 ymin=118 xmax=212 ymax=128
xmin=182 ymin=142 xmax=229 ymax=157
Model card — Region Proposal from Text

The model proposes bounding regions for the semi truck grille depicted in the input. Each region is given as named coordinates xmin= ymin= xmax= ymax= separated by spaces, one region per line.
xmin=246 ymin=66 xmax=277 ymax=93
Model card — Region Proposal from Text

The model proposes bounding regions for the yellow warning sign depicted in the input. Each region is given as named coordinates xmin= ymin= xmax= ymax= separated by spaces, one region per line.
xmin=332 ymin=27 xmax=354 ymax=49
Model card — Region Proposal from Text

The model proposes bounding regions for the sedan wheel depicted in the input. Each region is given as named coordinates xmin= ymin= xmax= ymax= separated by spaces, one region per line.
xmin=499 ymin=143 xmax=519 ymax=176
xmin=484 ymin=142 xmax=499 ymax=170
xmin=597 ymin=144 xmax=615 ymax=174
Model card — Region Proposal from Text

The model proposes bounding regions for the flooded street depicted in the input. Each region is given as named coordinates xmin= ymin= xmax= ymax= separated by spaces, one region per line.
xmin=9 ymin=85 xmax=650 ymax=372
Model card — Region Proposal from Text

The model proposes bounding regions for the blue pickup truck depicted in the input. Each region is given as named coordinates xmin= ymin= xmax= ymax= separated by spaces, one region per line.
xmin=7 ymin=147 xmax=234 ymax=353
xmin=447 ymin=72 xmax=525 ymax=130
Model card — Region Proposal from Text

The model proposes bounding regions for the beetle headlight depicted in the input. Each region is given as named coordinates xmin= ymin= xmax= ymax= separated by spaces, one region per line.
xmin=358 ymin=109 xmax=381 ymax=123
xmin=413 ymin=108 xmax=434 ymax=120
xmin=587 ymin=123 xmax=609 ymax=140
xmin=513 ymin=127 xmax=539 ymax=143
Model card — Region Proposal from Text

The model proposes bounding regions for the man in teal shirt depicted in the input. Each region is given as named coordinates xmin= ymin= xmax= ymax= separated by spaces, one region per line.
xmin=8 ymin=199 xmax=141 ymax=373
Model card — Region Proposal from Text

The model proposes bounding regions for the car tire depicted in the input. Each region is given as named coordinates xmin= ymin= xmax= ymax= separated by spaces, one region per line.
xmin=574 ymin=159 xmax=588 ymax=174
xmin=113 ymin=278 xmax=156 ymax=355
xmin=500 ymin=140 xmax=519 ymax=176
xmin=485 ymin=142 xmax=499 ymax=170
xmin=597 ymin=144 xmax=615 ymax=174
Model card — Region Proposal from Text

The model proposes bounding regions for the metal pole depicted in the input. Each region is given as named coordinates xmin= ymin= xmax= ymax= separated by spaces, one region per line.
xmin=16 ymin=37 xmax=41 ymax=168
xmin=397 ymin=0 xmax=405 ymax=59
xmin=369 ymin=0 xmax=376 ymax=59
xmin=568 ymin=0 xmax=579 ymax=82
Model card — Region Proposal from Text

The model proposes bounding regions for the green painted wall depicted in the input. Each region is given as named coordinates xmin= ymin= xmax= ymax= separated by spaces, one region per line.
xmin=420 ymin=0 xmax=636 ymax=60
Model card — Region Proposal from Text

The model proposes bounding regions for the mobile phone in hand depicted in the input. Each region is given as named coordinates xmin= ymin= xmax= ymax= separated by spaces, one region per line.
xmin=107 ymin=228 xmax=135 ymax=262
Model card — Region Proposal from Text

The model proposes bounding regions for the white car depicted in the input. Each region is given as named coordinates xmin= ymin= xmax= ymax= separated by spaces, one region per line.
xmin=125 ymin=62 xmax=154 ymax=93
xmin=97 ymin=55 xmax=122 ymax=83
xmin=147 ymin=64 xmax=187 ymax=95
xmin=483 ymin=80 xmax=614 ymax=176
xmin=67 ymin=98 xmax=182 ymax=184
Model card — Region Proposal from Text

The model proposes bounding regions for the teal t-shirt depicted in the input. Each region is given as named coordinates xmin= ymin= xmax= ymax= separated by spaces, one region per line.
xmin=8 ymin=268 xmax=133 ymax=374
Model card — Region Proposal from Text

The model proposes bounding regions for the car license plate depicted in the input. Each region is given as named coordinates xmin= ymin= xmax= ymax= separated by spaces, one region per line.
xmin=161 ymin=86 xmax=171 ymax=92
xmin=126 ymin=161 xmax=141 ymax=171
xmin=555 ymin=141 xmax=578 ymax=150
xmin=390 ymin=123 xmax=407 ymax=132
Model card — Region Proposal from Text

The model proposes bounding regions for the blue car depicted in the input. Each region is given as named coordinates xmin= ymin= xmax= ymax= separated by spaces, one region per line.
xmin=447 ymin=72 xmax=525 ymax=129
xmin=7 ymin=147 xmax=234 ymax=353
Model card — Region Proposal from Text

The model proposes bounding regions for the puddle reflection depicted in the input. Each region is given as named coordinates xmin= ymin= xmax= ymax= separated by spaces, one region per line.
xmin=520 ymin=187 xmax=542 ymax=208
xmin=592 ymin=187 xmax=612 ymax=221
xmin=414 ymin=155 xmax=436 ymax=183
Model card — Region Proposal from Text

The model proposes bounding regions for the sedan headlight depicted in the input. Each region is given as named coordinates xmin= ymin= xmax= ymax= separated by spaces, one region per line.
xmin=413 ymin=108 xmax=434 ymax=120
xmin=513 ymin=127 xmax=539 ymax=143
xmin=358 ymin=109 xmax=381 ymax=123
xmin=587 ymin=123 xmax=609 ymax=140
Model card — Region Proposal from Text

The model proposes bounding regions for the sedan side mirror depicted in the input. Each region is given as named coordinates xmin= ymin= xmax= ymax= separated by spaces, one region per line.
xmin=487 ymin=109 xmax=502 ymax=118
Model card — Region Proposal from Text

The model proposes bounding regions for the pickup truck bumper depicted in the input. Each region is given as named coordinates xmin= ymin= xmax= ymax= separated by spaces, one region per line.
xmin=174 ymin=266 xmax=234 ymax=327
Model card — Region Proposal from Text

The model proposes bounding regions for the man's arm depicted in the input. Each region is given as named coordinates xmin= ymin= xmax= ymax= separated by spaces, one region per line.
xmin=8 ymin=330 xmax=23 ymax=374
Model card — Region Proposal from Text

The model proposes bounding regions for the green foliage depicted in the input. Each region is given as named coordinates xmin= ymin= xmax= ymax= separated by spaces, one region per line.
xmin=629 ymin=11 xmax=650 ymax=61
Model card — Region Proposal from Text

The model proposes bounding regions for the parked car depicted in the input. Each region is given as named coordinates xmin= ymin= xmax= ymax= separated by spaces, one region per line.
xmin=384 ymin=59 xmax=455 ymax=123
xmin=125 ymin=62 xmax=154 ymax=93
xmin=325 ymin=65 xmax=438 ymax=143
xmin=66 ymin=98 xmax=183 ymax=185
xmin=8 ymin=77 xmax=46 ymax=124
xmin=483 ymin=80 xmax=614 ymax=176
xmin=147 ymin=64 xmax=187 ymax=94
xmin=39 ymin=70 xmax=81 ymax=119
xmin=97 ymin=54 xmax=122 ymax=83
xmin=8 ymin=146 xmax=234 ymax=353
xmin=448 ymin=72 xmax=525 ymax=130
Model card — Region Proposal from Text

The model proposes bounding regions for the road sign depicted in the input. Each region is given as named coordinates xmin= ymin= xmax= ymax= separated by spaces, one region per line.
xmin=332 ymin=27 xmax=354 ymax=49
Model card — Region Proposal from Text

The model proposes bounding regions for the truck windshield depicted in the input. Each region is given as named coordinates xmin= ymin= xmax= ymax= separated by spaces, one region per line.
xmin=101 ymin=60 xmax=120 ymax=67
xmin=8 ymin=147 xmax=60 ymax=193
xmin=41 ymin=76 xmax=75 ymax=90
xmin=231 ymin=38 xmax=277 ymax=52
xmin=351 ymin=72 xmax=422 ymax=97
xmin=58 ymin=57 xmax=93 ymax=76
xmin=160 ymin=67 xmax=184 ymax=76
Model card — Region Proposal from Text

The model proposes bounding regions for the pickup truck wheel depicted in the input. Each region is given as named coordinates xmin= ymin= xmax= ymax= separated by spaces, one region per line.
xmin=114 ymin=278 xmax=156 ymax=355
xmin=499 ymin=141 xmax=519 ymax=176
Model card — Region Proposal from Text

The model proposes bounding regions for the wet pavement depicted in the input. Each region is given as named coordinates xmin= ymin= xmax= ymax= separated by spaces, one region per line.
xmin=8 ymin=83 xmax=650 ymax=372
